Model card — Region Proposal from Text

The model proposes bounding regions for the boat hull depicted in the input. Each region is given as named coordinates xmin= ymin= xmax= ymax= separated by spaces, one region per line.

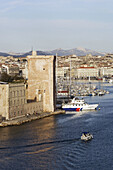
xmin=62 ymin=104 xmax=98 ymax=112
xmin=63 ymin=108 xmax=83 ymax=112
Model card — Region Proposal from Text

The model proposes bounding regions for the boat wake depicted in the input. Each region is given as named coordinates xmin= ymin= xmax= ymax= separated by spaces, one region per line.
xmin=0 ymin=138 xmax=80 ymax=151
xmin=58 ymin=111 xmax=95 ymax=124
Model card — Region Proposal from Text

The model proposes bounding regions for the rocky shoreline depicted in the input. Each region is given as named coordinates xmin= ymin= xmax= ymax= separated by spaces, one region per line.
xmin=0 ymin=110 xmax=65 ymax=127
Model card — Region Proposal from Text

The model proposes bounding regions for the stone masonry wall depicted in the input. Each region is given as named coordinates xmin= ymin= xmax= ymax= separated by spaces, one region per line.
xmin=24 ymin=101 xmax=43 ymax=115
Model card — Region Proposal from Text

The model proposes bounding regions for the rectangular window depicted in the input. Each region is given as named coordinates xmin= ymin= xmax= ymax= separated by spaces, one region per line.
xmin=24 ymin=90 xmax=25 ymax=96
xmin=17 ymin=99 xmax=19 ymax=105
xmin=21 ymin=90 xmax=22 ymax=96
xmin=17 ymin=91 xmax=19 ymax=96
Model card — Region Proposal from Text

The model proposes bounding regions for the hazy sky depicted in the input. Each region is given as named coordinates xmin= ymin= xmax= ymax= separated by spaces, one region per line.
xmin=0 ymin=0 xmax=113 ymax=53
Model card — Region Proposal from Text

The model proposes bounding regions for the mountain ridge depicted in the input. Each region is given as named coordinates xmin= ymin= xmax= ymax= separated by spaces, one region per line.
xmin=45 ymin=47 xmax=105 ymax=56
xmin=0 ymin=47 xmax=106 ymax=57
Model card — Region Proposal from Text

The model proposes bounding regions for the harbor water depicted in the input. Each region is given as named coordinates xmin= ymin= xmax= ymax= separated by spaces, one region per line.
xmin=0 ymin=83 xmax=113 ymax=170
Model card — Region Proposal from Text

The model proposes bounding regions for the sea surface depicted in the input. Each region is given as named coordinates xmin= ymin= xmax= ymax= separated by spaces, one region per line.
xmin=0 ymin=83 xmax=113 ymax=170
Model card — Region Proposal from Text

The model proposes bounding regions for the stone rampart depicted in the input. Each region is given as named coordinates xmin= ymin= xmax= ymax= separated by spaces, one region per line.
xmin=24 ymin=101 xmax=43 ymax=115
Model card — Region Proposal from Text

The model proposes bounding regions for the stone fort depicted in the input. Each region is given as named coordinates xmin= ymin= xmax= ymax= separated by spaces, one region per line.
xmin=0 ymin=51 xmax=56 ymax=120
xmin=27 ymin=51 xmax=56 ymax=112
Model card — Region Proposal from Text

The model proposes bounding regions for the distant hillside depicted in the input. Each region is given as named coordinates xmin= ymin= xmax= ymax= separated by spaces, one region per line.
xmin=0 ymin=48 xmax=105 ymax=58
xmin=0 ymin=52 xmax=10 ymax=57
xmin=0 ymin=51 xmax=49 ymax=58
xmin=12 ymin=51 xmax=50 ymax=58
xmin=45 ymin=47 xmax=105 ymax=56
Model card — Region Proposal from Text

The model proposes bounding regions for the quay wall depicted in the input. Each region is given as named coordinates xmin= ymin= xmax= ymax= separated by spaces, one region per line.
xmin=0 ymin=110 xmax=65 ymax=127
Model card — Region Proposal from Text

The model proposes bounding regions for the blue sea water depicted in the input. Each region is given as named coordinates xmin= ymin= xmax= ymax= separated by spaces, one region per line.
xmin=0 ymin=84 xmax=113 ymax=170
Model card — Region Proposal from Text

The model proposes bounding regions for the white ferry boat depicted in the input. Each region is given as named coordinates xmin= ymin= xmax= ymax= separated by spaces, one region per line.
xmin=62 ymin=97 xmax=98 ymax=112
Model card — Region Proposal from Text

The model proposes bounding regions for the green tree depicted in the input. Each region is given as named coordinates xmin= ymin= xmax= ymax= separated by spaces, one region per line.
xmin=0 ymin=72 xmax=12 ymax=82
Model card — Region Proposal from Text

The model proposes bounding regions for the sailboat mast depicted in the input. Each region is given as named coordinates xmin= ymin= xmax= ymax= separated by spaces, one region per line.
xmin=70 ymin=56 xmax=71 ymax=97
xmin=56 ymin=53 xmax=58 ymax=97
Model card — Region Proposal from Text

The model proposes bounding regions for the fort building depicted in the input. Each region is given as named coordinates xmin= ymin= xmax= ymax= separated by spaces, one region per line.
xmin=27 ymin=51 xmax=56 ymax=112
xmin=0 ymin=51 xmax=56 ymax=121
xmin=0 ymin=82 xmax=43 ymax=120
xmin=0 ymin=82 xmax=26 ymax=120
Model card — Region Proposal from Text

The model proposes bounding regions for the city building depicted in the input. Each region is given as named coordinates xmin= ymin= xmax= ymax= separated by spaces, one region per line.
xmin=19 ymin=62 xmax=28 ymax=79
xmin=1 ymin=64 xmax=19 ymax=76
xmin=100 ymin=67 xmax=113 ymax=77
xmin=75 ymin=66 xmax=99 ymax=78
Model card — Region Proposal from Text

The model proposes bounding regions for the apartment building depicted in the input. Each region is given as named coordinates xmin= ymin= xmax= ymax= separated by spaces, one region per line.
xmin=100 ymin=67 xmax=113 ymax=77
xmin=1 ymin=64 xmax=19 ymax=76
xmin=75 ymin=67 xmax=99 ymax=78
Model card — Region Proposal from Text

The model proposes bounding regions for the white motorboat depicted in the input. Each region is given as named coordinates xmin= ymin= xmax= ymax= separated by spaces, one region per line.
xmin=98 ymin=91 xmax=105 ymax=96
xmin=81 ymin=132 xmax=93 ymax=141
xmin=62 ymin=97 xmax=98 ymax=112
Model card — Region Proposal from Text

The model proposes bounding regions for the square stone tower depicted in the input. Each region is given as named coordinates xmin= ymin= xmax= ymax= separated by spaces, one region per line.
xmin=27 ymin=51 xmax=56 ymax=112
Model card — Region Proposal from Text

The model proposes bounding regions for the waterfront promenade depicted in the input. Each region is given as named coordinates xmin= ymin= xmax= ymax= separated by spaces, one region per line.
xmin=0 ymin=110 xmax=65 ymax=127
